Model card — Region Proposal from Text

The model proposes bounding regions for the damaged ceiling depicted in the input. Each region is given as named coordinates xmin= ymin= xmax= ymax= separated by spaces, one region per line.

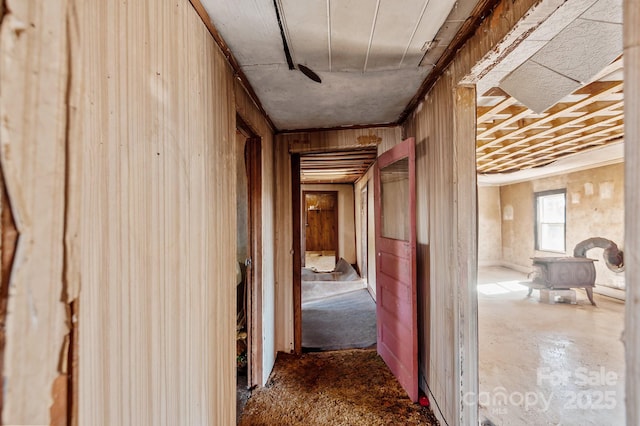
xmin=476 ymin=0 xmax=624 ymax=175
xmin=201 ymin=0 xmax=624 ymax=180
xmin=201 ymin=0 xmax=478 ymax=130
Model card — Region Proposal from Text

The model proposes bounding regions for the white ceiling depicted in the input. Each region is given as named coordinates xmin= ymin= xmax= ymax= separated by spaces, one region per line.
xmin=201 ymin=0 xmax=471 ymax=130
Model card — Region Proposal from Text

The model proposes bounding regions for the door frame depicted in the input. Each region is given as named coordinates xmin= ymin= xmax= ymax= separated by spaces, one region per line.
xmin=360 ymin=184 xmax=368 ymax=283
xmin=237 ymin=115 xmax=263 ymax=387
xmin=302 ymin=190 xmax=339 ymax=263
xmin=292 ymin=154 xmax=302 ymax=354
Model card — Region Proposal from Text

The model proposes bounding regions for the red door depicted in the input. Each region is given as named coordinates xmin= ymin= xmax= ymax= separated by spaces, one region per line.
xmin=374 ymin=137 xmax=418 ymax=402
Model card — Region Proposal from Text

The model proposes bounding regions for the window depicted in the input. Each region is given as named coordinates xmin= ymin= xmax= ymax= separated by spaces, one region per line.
xmin=535 ymin=189 xmax=566 ymax=252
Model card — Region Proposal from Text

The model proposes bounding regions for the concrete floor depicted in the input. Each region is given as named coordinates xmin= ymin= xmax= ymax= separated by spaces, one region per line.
xmin=478 ymin=266 xmax=625 ymax=425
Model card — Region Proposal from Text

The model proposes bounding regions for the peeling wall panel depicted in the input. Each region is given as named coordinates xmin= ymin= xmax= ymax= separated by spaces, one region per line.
xmin=0 ymin=0 xmax=70 ymax=423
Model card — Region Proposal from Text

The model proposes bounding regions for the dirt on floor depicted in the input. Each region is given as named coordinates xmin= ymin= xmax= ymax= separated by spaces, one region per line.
xmin=239 ymin=349 xmax=439 ymax=426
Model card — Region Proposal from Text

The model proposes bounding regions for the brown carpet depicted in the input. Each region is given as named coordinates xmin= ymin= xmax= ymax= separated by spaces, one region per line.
xmin=239 ymin=349 xmax=439 ymax=426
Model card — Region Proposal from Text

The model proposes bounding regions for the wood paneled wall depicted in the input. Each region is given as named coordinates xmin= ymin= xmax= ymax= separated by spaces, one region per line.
xmin=625 ymin=0 xmax=640 ymax=422
xmin=274 ymin=137 xmax=294 ymax=352
xmin=67 ymin=1 xmax=239 ymax=424
xmin=3 ymin=1 xmax=277 ymax=422
xmin=400 ymin=0 xmax=540 ymax=423
xmin=0 ymin=1 xmax=70 ymax=423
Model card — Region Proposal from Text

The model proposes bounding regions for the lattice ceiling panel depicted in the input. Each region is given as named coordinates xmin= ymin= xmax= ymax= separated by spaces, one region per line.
xmin=476 ymin=59 xmax=624 ymax=174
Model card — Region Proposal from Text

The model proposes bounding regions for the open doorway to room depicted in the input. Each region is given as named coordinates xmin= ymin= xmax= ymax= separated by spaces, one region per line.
xmin=293 ymin=148 xmax=378 ymax=353
xmin=235 ymin=116 xmax=263 ymax=419
xmin=303 ymin=191 xmax=339 ymax=272
xmin=473 ymin=1 xmax=625 ymax=423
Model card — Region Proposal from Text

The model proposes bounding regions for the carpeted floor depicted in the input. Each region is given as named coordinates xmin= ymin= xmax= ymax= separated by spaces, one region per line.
xmin=302 ymin=289 xmax=376 ymax=351
xmin=239 ymin=349 xmax=439 ymax=426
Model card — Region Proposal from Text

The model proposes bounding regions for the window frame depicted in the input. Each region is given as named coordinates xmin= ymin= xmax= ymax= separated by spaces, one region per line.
xmin=534 ymin=189 xmax=567 ymax=253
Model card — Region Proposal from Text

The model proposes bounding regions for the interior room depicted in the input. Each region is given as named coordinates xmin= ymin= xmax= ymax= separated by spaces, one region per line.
xmin=474 ymin=0 xmax=626 ymax=423
xmin=4 ymin=0 xmax=640 ymax=425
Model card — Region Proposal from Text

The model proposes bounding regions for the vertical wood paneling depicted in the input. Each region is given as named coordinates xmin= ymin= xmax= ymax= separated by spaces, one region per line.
xmin=452 ymin=85 xmax=478 ymax=426
xmin=69 ymin=1 xmax=236 ymax=424
xmin=624 ymin=0 xmax=640 ymax=422
xmin=274 ymin=137 xmax=294 ymax=352
xmin=0 ymin=1 xmax=70 ymax=423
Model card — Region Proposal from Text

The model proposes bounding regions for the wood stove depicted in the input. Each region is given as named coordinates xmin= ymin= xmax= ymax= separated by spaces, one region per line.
xmin=528 ymin=257 xmax=597 ymax=305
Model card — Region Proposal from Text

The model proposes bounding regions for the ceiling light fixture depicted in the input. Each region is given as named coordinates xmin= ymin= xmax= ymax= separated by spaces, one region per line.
xmin=297 ymin=64 xmax=322 ymax=83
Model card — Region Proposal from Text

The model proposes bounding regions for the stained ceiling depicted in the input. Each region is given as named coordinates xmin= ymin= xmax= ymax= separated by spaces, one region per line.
xmin=201 ymin=0 xmax=477 ymax=130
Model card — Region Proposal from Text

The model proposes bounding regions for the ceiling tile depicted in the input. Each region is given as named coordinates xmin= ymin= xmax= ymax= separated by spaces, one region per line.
xmin=531 ymin=19 xmax=621 ymax=83
xmin=527 ymin=0 xmax=599 ymax=41
xmin=580 ymin=0 xmax=622 ymax=23
xmin=499 ymin=61 xmax=581 ymax=113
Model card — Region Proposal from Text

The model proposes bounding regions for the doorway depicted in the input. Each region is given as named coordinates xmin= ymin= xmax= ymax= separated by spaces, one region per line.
xmin=292 ymin=148 xmax=378 ymax=354
xmin=303 ymin=191 xmax=338 ymax=272
xmin=360 ymin=184 xmax=368 ymax=283
xmin=472 ymin=10 xmax=625 ymax=422
xmin=236 ymin=116 xmax=263 ymax=417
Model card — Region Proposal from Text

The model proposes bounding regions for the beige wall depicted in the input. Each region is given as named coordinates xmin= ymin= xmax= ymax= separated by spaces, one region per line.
xmin=2 ymin=0 xmax=280 ymax=422
xmin=67 ymin=1 xmax=243 ymax=423
xmin=478 ymin=186 xmax=503 ymax=264
xmin=500 ymin=181 xmax=535 ymax=269
xmin=301 ymin=184 xmax=356 ymax=264
xmin=500 ymin=163 xmax=625 ymax=290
